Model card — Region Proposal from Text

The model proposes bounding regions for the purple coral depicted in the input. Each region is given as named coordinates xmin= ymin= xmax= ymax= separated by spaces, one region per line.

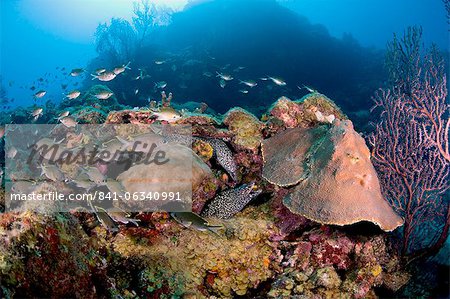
xmin=369 ymin=27 xmax=449 ymax=256
xmin=271 ymin=192 xmax=310 ymax=236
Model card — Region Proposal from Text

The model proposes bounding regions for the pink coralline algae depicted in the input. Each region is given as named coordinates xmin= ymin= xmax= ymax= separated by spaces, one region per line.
xmin=267 ymin=96 xmax=304 ymax=129
xmin=307 ymin=229 xmax=354 ymax=270
xmin=271 ymin=191 xmax=311 ymax=236
xmin=270 ymin=228 xmax=409 ymax=298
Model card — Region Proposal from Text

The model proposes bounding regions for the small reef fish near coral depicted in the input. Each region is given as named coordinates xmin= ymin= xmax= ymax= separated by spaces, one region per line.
xmin=0 ymin=0 xmax=448 ymax=298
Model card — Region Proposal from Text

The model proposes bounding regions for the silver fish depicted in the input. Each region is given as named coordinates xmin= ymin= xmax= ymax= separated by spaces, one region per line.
xmin=70 ymin=68 xmax=84 ymax=76
xmin=219 ymin=79 xmax=226 ymax=88
xmin=155 ymin=81 xmax=167 ymax=89
xmin=31 ymin=108 xmax=43 ymax=121
xmin=11 ymin=181 xmax=36 ymax=194
xmin=34 ymin=139 xmax=67 ymax=162
xmin=171 ymin=212 xmax=223 ymax=235
xmin=7 ymin=146 xmax=18 ymax=159
xmin=113 ymin=62 xmax=131 ymax=75
xmin=72 ymin=172 xmax=96 ymax=190
xmin=87 ymin=201 xmax=119 ymax=232
xmin=34 ymin=90 xmax=46 ymax=98
xmin=201 ymin=183 xmax=262 ymax=219
xmin=94 ymin=91 xmax=114 ymax=100
xmin=299 ymin=85 xmax=317 ymax=93
xmin=39 ymin=164 xmax=65 ymax=182
xmin=91 ymin=71 xmax=117 ymax=82
xmin=268 ymin=76 xmax=287 ymax=86
xmin=55 ymin=111 xmax=70 ymax=121
xmin=31 ymin=107 xmax=43 ymax=117
xmin=103 ymin=207 xmax=140 ymax=226
xmin=96 ymin=138 xmax=129 ymax=162
xmin=233 ymin=66 xmax=246 ymax=72
xmin=239 ymin=80 xmax=257 ymax=88
xmin=65 ymin=90 xmax=81 ymax=99
xmin=60 ymin=116 xmax=78 ymax=128
xmin=216 ymin=72 xmax=233 ymax=81
xmin=83 ymin=167 xmax=106 ymax=184
xmin=94 ymin=68 xmax=106 ymax=75
xmin=151 ymin=107 xmax=182 ymax=123
xmin=105 ymin=179 xmax=126 ymax=197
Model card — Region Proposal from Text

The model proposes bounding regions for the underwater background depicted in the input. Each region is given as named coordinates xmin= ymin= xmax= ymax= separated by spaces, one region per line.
xmin=1 ymin=0 xmax=448 ymax=122
xmin=0 ymin=0 xmax=449 ymax=298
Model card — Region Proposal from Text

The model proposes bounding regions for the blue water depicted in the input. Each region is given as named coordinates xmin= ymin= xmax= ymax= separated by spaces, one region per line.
xmin=0 ymin=1 xmax=449 ymax=297
xmin=0 ymin=0 xmax=447 ymax=115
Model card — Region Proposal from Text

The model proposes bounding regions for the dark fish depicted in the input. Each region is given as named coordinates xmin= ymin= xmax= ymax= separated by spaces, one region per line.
xmin=201 ymin=183 xmax=262 ymax=219
xmin=204 ymin=138 xmax=238 ymax=181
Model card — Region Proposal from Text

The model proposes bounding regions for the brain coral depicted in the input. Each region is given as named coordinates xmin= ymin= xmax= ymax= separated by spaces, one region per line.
xmin=223 ymin=107 xmax=264 ymax=152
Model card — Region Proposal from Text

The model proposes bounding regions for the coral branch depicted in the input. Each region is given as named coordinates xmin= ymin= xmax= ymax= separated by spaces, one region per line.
xmin=369 ymin=27 xmax=450 ymax=256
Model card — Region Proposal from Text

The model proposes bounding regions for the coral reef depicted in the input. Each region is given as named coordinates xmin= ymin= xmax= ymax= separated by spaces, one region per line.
xmin=73 ymin=106 xmax=108 ymax=124
xmin=262 ymin=124 xmax=327 ymax=187
xmin=0 ymin=93 xmax=415 ymax=298
xmin=264 ymin=119 xmax=403 ymax=231
xmin=299 ymin=92 xmax=346 ymax=122
xmin=106 ymin=109 xmax=156 ymax=124
xmin=266 ymin=94 xmax=346 ymax=135
xmin=109 ymin=208 xmax=277 ymax=297
xmin=192 ymin=138 xmax=214 ymax=162
xmin=269 ymin=228 xmax=409 ymax=299
xmin=271 ymin=192 xmax=311 ymax=236
xmin=0 ymin=212 xmax=107 ymax=298
xmin=160 ymin=91 xmax=173 ymax=107
xmin=223 ymin=107 xmax=264 ymax=152
xmin=267 ymin=96 xmax=304 ymax=129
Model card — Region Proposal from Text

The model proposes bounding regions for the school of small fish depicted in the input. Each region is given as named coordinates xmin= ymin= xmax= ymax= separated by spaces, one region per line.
xmin=0 ymin=53 xmax=318 ymax=237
